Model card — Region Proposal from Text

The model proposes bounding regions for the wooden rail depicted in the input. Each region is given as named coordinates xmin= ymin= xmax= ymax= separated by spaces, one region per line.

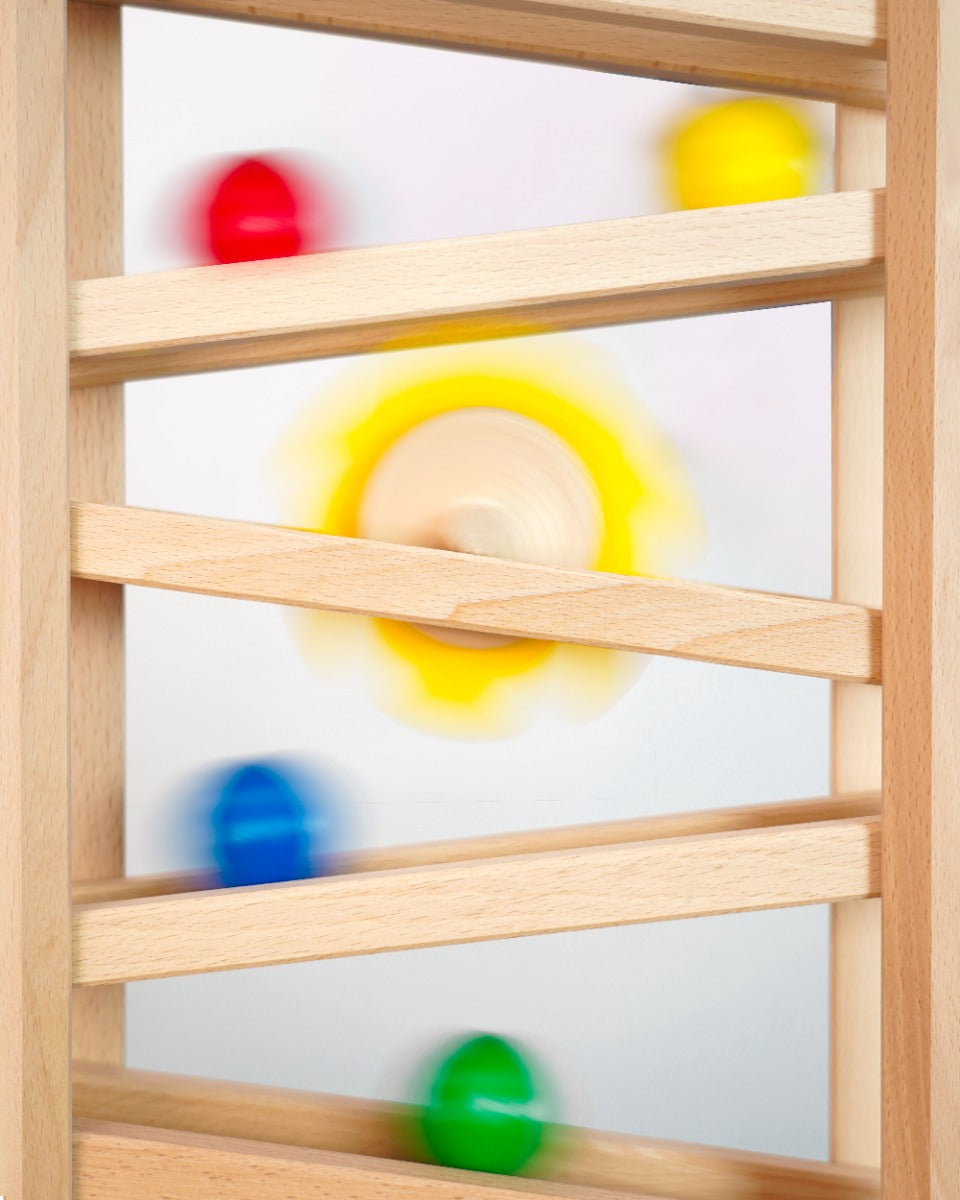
xmin=90 ymin=0 xmax=886 ymax=107
xmin=70 ymin=191 xmax=884 ymax=386
xmin=75 ymin=1121 xmax=640 ymax=1200
xmin=73 ymin=1061 xmax=881 ymax=1200
xmin=73 ymin=793 xmax=881 ymax=906
xmin=71 ymin=503 xmax=882 ymax=683
xmin=73 ymin=803 xmax=880 ymax=986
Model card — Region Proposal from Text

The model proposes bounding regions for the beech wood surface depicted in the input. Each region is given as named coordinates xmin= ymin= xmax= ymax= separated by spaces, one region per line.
xmin=73 ymin=1061 xmax=881 ymax=1200
xmin=70 ymin=191 xmax=884 ymax=386
xmin=89 ymin=0 xmax=887 ymax=106
xmin=71 ymin=503 xmax=883 ymax=683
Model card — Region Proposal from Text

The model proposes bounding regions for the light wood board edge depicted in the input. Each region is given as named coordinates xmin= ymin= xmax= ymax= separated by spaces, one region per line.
xmin=68 ymin=0 xmax=127 ymax=1070
xmin=73 ymin=813 xmax=880 ymax=985
xmin=829 ymin=106 xmax=884 ymax=1169
xmin=88 ymin=0 xmax=887 ymax=107
xmin=69 ymin=191 xmax=885 ymax=387
xmin=882 ymin=1 xmax=960 ymax=1196
xmin=69 ymin=268 xmax=885 ymax=389
xmin=441 ymin=0 xmax=886 ymax=50
xmin=73 ymin=1118 xmax=653 ymax=1200
xmin=0 ymin=2 xmax=72 ymax=1197
xmin=73 ymin=1061 xmax=881 ymax=1200
xmin=70 ymin=503 xmax=883 ymax=683
xmin=73 ymin=791 xmax=881 ymax=905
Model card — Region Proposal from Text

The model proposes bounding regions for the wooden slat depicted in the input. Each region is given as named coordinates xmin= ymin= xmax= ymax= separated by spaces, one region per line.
xmin=72 ymin=1117 xmax=882 ymax=1200
xmin=74 ymin=1119 xmax=650 ymax=1200
xmin=73 ymin=1063 xmax=412 ymax=1164
xmin=73 ymin=1061 xmax=881 ymax=1200
xmin=0 ymin=2 xmax=72 ymax=1197
xmin=73 ymin=811 xmax=880 ymax=986
xmin=829 ymin=106 xmax=884 ymax=1169
xmin=74 ymin=792 xmax=880 ymax=906
xmin=476 ymin=1 xmax=886 ymax=48
xmin=69 ymin=190 xmax=885 ymax=387
xmin=71 ymin=503 xmax=882 ymax=683
xmin=74 ymin=795 xmax=881 ymax=905
xmin=68 ymin=0 xmax=127 ymax=1070
xmin=882 ymin=1 xmax=960 ymax=1197
xmin=71 ymin=267 xmax=883 ymax=389
xmin=101 ymin=0 xmax=887 ymax=49
xmin=91 ymin=0 xmax=886 ymax=107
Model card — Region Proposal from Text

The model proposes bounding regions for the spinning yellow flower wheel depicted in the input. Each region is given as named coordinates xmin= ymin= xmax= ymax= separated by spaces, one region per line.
xmin=275 ymin=342 xmax=700 ymax=736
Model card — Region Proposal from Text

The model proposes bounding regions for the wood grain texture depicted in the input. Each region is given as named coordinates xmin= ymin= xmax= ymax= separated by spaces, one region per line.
xmin=0 ymin=1 xmax=71 ymax=1197
xmin=72 ymin=1117 xmax=881 ymax=1200
xmin=70 ymin=269 xmax=884 ymax=388
xmin=73 ymin=813 xmax=880 ymax=986
xmin=71 ymin=503 xmax=882 ymax=683
xmin=69 ymin=190 xmax=885 ymax=386
xmin=68 ymin=0 xmax=126 ymax=1070
xmin=73 ymin=1061 xmax=881 ymax=1200
xmin=74 ymin=1120 xmax=648 ymax=1200
xmin=73 ymin=792 xmax=880 ymax=906
xmin=882 ymin=1 xmax=960 ymax=1197
xmin=829 ymin=106 xmax=884 ymax=1169
xmin=89 ymin=0 xmax=887 ymax=105
xmin=516 ymin=1 xmax=884 ymax=47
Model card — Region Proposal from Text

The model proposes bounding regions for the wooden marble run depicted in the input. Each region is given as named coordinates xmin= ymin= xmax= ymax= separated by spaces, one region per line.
xmin=1 ymin=1 xmax=956 ymax=1198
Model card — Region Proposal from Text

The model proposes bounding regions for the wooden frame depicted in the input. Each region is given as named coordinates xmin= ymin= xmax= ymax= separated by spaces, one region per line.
xmin=2 ymin=0 xmax=958 ymax=1197
xmin=829 ymin=105 xmax=884 ymax=1169
xmin=0 ymin=4 xmax=72 ymax=1197
xmin=68 ymin=0 xmax=127 ymax=1074
xmin=882 ymin=2 xmax=960 ymax=1193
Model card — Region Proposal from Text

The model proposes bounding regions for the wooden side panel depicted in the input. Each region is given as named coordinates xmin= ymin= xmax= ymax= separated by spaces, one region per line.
xmin=882 ymin=0 xmax=960 ymax=1196
xmin=68 ymin=0 xmax=126 ymax=1069
xmin=0 ymin=1 xmax=72 ymax=1197
xmin=829 ymin=106 xmax=884 ymax=1167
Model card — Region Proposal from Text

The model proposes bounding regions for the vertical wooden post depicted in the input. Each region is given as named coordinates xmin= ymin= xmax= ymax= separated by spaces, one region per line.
xmin=883 ymin=0 xmax=960 ymax=1196
xmin=68 ymin=0 xmax=126 ymax=1067
xmin=0 ymin=1 xmax=72 ymax=1197
xmin=830 ymin=107 xmax=884 ymax=1168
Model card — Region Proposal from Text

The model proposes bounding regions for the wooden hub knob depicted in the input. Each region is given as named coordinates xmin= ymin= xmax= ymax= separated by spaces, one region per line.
xmin=357 ymin=407 xmax=603 ymax=647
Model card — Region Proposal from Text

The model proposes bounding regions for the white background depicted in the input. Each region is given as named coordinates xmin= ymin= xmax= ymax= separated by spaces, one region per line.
xmin=122 ymin=9 xmax=836 ymax=1157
